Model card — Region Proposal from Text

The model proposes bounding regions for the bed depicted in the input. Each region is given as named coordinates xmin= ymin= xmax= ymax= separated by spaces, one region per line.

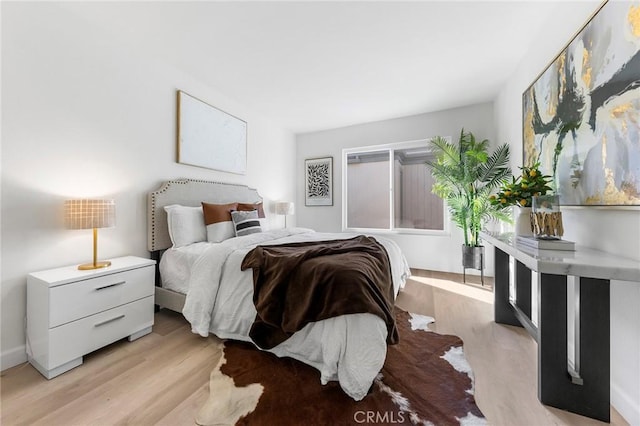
xmin=147 ymin=178 xmax=411 ymax=400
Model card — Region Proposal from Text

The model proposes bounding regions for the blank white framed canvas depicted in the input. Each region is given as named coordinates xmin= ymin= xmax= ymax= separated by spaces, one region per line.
xmin=177 ymin=90 xmax=247 ymax=174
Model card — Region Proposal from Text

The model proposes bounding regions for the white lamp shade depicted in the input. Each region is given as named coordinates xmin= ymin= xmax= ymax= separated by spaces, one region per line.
xmin=65 ymin=199 xmax=115 ymax=229
xmin=275 ymin=201 xmax=295 ymax=216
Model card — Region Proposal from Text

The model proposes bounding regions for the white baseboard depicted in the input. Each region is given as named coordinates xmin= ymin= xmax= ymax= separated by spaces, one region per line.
xmin=612 ymin=382 xmax=639 ymax=425
xmin=1 ymin=345 xmax=27 ymax=372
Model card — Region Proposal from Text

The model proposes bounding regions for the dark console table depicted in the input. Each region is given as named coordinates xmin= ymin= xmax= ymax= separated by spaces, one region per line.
xmin=480 ymin=232 xmax=640 ymax=422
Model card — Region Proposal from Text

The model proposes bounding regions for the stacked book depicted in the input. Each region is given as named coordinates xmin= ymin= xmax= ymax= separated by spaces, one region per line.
xmin=516 ymin=236 xmax=575 ymax=251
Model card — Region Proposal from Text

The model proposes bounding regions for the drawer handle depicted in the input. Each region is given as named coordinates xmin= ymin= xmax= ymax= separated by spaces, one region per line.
xmin=94 ymin=314 xmax=125 ymax=327
xmin=94 ymin=281 xmax=126 ymax=291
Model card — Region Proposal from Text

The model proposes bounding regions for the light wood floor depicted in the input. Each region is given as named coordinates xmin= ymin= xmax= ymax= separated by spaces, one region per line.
xmin=1 ymin=274 xmax=628 ymax=426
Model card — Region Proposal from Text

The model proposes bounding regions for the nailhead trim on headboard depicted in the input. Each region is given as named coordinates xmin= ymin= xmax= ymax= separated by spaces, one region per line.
xmin=147 ymin=178 xmax=263 ymax=252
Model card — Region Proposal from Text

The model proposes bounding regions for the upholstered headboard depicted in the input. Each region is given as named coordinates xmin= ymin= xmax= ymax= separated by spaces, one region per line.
xmin=147 ymin=178 xmax=263 ymax=252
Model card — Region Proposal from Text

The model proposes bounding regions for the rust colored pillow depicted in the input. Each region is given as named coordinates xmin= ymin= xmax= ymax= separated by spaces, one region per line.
xmin=201 ymin=202 xmax=238 ymax=242
xmin=238 ymin=202 xmax=265 ymax=218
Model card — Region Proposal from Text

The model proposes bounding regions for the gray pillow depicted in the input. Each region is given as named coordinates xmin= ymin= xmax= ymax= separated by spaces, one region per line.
xmin=231 ymin=210 xmax=262 ymax=237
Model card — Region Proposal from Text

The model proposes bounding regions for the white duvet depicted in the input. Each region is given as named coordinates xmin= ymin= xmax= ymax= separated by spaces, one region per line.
xmin=182 ymin=228 xmax=410 ymax=400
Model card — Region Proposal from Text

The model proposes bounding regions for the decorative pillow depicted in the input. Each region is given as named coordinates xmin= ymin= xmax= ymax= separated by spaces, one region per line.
xmin=202 ymin=202 xmax=238 ymax=242
xmin=238 ymin=201 xmax=268 ymax=230
xmin=231 ymin=210 xmax=263 ymax=237
xmin=164 ymin=205 xmax=207 ymax=248
xmin=238 ymin=202 xmax=265 ymax=218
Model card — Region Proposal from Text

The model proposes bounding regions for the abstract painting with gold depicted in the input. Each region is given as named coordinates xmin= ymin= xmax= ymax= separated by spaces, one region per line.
xmin=523 ymin=0 xmax=640 ymax=206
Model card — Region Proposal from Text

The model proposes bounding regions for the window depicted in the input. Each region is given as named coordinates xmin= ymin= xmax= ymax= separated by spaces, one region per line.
xmin=343 ymin=139 xmax=446 ymax=233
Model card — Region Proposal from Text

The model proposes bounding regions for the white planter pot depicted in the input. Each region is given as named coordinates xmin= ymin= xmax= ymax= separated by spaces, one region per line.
xmin=514 ymin=206 xmax=533 ymax=237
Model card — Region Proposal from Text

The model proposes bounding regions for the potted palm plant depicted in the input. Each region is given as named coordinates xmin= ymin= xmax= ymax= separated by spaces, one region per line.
xmin=426 ymin=129 xmax=512 ymax=272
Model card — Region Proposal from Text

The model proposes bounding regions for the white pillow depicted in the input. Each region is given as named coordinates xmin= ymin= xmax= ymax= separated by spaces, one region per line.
xmin=164 ymin=205 xmax=207 ymax=248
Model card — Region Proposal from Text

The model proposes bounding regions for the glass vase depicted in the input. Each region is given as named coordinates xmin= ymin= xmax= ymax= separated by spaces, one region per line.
xmin=531 ymin=195 xmax=563 ymax=240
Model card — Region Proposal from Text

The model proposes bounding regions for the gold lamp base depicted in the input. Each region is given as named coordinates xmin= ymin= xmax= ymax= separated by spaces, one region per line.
xmin=77 ymin=227 xmax=112 ymax=270
xmin=78 ymin=260 xmax=112 ymax=270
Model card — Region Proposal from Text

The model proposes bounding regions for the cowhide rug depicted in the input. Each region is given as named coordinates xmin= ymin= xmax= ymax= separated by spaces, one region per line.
xmin=196 ymin=310 xmax=486 ymax=426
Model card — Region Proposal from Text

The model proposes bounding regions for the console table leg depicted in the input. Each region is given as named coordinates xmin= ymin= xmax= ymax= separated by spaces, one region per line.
xmin=538 ymin=274 xmax=610 ymax=422
xmin=578 ymin=277 xmax=610 ymax=420
xmin=494 ymin=247 xmax=520 ymax=326
xmin=515 ymin=261 xmax=532 ymax=319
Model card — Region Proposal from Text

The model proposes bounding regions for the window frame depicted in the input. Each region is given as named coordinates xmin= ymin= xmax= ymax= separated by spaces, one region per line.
xmin=342 ymin=138 xmax=449 ymax=236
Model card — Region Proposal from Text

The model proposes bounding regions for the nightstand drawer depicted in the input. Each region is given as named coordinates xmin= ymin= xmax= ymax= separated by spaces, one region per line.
xmin=47 ymin=296 xmax=153 ymax=369
xmin=49 ymin=265 xmax=154 ymax=327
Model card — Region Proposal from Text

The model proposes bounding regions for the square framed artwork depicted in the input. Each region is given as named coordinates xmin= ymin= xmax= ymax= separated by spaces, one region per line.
xmin=522 ymin=0 xmax=640 ymax=206
xmin=305 ymin=157 xmax=333 ymax=206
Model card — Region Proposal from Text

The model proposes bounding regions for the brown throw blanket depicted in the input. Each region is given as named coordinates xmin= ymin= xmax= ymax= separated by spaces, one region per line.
xmin=241 ymin=235 xmax=398 ymax=349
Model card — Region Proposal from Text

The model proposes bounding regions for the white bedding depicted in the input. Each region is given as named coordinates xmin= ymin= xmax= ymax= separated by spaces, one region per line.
xmin=159 ymin=242 xmax=210 ymax=293
xmin=173 ymin=228 xmax=410 ymax=400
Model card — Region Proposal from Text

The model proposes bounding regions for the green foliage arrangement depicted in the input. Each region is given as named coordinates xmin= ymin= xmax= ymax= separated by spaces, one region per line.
xmin=490 ymin=163 xmax=553 ymax=207
xmin=427 ymin=129 xmax=512 ymax=247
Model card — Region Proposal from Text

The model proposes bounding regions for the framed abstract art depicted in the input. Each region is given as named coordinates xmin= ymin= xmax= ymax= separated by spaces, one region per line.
xmin=177 ymin=90 xmax=247 ymax=174
xmin=305 ymin=157 xmax=333 ymax=206
xmin=522 ymin=0 xmax=640 ymax=206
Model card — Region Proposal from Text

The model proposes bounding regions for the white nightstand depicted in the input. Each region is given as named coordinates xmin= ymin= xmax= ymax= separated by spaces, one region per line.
xmin=26 ymin=256 xmax=156 ymax=379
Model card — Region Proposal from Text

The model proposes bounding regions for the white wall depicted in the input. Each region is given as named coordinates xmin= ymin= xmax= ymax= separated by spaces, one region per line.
xmin=0 ymin=2 xmax=296 ymax=369
xmin=296 ymin=103 xmax=499 ymax=276
xmin=494 ymin=1 xmax=640 ymax=423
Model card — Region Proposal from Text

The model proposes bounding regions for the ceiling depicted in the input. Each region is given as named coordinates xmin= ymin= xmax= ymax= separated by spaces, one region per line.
xmin=62 ymin=1 xmax=600 ymax=134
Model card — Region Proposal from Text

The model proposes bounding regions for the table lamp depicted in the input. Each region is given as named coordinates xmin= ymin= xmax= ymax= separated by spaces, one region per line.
xmin=64 ymin=199 xmax=115 ymax=270
xmin=275 ymin=201 xmax=294 ymax=228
